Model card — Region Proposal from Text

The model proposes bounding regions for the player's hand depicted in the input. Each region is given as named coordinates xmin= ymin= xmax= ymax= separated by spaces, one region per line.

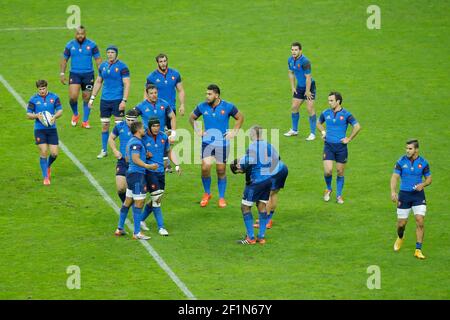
xmin=48 ymin=115 xmax=56 ymax=126
xmin=391 ymin=192 xmax=398 ymax=203
xmin=179 ymin=104 xmax=185 ymax=116
xmin=321 ymin=130 xmax=326 ymax=140
xmin=168 ymin=130 xmax=177 ymax=143
xmin=341 ymin=137 xmax=351 ymax=144
xmin=60 ymin=74 xmax=66 ymax=85
xmin=305 ymin=91 xmax=313 ymax=101
xmin=195 ymin=130 xmax=205 ymax=137
xmin=119 ymin=101 xmax=126 ymax=111
xmin=224 ymin=129 xmax=237 ymax=140
xmin=291 ymin=88 xmax=297 ymax=95
xmin=414 ymin=183 xmax=424 ymax=191
xmin=88 ymin=99 xmax=94 ymax=109
xmin=146 ymin=163 xmax=158 ymax=170
xmin=113 ymin=150 xmax=122 ymax=160
xmin=175 ymin=165 xmax=182 ymax=176
xmin=37 ymin=112 xmax=44 ymax=121
xmin=146 ymin=151 xmax=153 ymax=159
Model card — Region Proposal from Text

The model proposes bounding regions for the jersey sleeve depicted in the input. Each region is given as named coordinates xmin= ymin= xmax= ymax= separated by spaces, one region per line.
xmin=319 ymin=112 xmax=326 ymax=124
xmin=288 ymin=58 xmax=294 ymax=71
xmin=165 ymin=105 xmax=173 ymax=116
xmin=130 ymin=143 xmax=143 ymax=155
xmin=112 ymin=124 xmax=120 ymax=136
xmin=193 ymin=105 xmax=202 ymax=118
xmin=164 ymin=136 xmax=170 ymax=152
xmin=98 ymin=64 xmax=104 ymax=78
xmin=394 ymin=161 xmax=402 ymax=175
xmin=91 ymin=43 xmax=100 ymax=59
xmin=145 ymin=74 xmax=153 ymax=86
xmin=346 ymin=112 xmax=358 ymax=126
xmin=27 ymin=100 xmax=36 ymax=113
xmin=120 ymin=64 xmax=130 ymax=78
xmin=229 ymin=104 xmax=239 ymax=118
xmin=63 ymin=44 xmax=71 ymax=60
xmin=422 ymin=162 xmax=431 ymax=177
xmin=54 ymin=97 xmax=62 ymax=111
xmin=301 ymin=59 xmax=312 ymax=75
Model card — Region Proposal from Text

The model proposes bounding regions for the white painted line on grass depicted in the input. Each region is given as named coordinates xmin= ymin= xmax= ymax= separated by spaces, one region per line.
xmin=0 ymin=74 xmax=196 ymax=300
xmin=0 ymin=26 xmax=68 ymax=31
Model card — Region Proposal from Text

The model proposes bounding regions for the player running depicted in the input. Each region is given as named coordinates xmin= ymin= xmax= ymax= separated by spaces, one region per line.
xmin=140 ymin=117 xmax=181 ymax=236
xmin=115 ymin=121 xmax=157 ymax=240
xmin=108 ymin=109 xmax=139 ymax=204
xmin=144 ymin=53 xmax=186 ymax=117
xmin=284 ymin=42 xmax=317 ymax=141
xmin=89 ymin=45 xmax=130 ymax=159
xmin=60 ymin=25 xmax=101 ymax=128
xmin=26 ymin=80 xmax=63 ymax=185
xmin=317 ymin=92 xmax=361 ymax=204
xmin=391 ymin=139 xmax=432 ymax=260
xmin=230 ymin=125 xmax=283 ymax=245
xmin=189 ymin=84 xmax=244 ymax=208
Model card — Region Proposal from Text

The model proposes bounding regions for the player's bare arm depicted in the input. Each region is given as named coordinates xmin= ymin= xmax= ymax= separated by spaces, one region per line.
xmin=390 ymin=173 xmax=400 ymax=202
xmin=305 ymin=74 xmax=312 ymax=100
xmin=120 ymin=77 xmax=130 ymax=111
xmin=414 ymin=175 xmax=432 ymax=191
xmin=316 ymin=120 xmax=326 ymax=139
xmin=168 ymin=149 xmax=181 ymax=175
xmin=288 ymin=70 xmax=296 ymax=94
xmin=341 ymin=123 xmax=361 ymax=144
xmin=225 ymin=111 xmax=244 ymax=140
xmin=176 ymin=82 xmax=186 ymax=116
xmin=189 ymin=112 xmax=204 ymax=137
xmin=132 ymin=153 xmax=157 ymax=170
xmin=94 ymin=57 xmax=102 ymax=69
xmin=108 ymin=133 xmax=122 ymax=159
xmin=60 ymin=57 xmax=68 ymax=85
xmin=88 ymin=75 xmax=103 ymax=108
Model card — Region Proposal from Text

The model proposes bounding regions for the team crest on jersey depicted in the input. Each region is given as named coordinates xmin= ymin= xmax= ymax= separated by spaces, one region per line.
xmin=50 ymin=98 xmax=54 ymax=103
xmin=297 ymin=64 xmax=300 ymax=68
xmin=171 ymin=76 xmax=175 ymax=80
xmin=418 ymin=164 xmax=422 ymax=168
xmin=340 ymin=116 xmax=344 ymax=120
xmin=160 ymin=106 xmax=164 ymax=110
xmin=221 ymin=110 xmax=225 ymax=115
xmin=86 ymin=46 xmax=91 ymax=50
xmin=115 ymin=67 xmax=119 ymax=72
xmin=161 ymin=139 xmax=165 ymax=144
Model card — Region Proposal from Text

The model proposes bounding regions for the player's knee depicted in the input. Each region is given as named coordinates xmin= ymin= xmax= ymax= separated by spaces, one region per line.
xmin=216 ymin=167 xmax=226 ymax=177
xmin=241 ymin=204 xmax=251 ymax=213
xmin=336 ymin=169 xmax=344 ymax=176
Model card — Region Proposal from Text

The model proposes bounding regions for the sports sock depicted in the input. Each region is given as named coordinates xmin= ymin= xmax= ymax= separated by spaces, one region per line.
xmin=82 ymin=101 xmax=90 ymax=122
xmin=243 ymin=212 xmax=255 ymax=240
xmin=268 ymin=210 xmax=275 ymax=221
xmin=397 ymin=226 xmax=405 ymax=239
xmin=336 ymin=176 xmax=345 ymax=197
xmin=201 ymin=176 xmax=211 ymax=194
xmin=101 ymin=131 xmax=109 ymax=152
xmin=309 ymin=114 xmax=317 ymax=134
xmin=39 ymin=157 xmax=48 ymax=178
xmin=218 ymin=177 xmax=227 ymax=198
xmin=132 ymin=206 xmax=142 ymax=235
xmin=69 ymin=100 xmax=78 ymax=116
xmin=416 ymin=242 xmax=422 ymax=250
xmin=257 ymin=211 xmax=268 ymax=239
xmin=153 ymin=207 xmax=164 ymax=229
xmin=324 ymin=175 xmax=332 ymax=191
xmin=118 ymin=205 xmax=129 ymax=230
xmin=117 ymin=192 xmax=126 ymax=204
xmin=47 ymin=155 xmax=57 ymax=168
xmin=142 ymin=203 xmax=153 ymax=221
xmin=291 ymin=112 xmax=300 ymax=132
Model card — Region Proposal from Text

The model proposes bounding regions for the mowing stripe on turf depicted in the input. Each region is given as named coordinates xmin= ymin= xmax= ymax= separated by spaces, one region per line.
xmin=0 ymin=74 xmax=196 ymax=300
xmin=0 ymin=26 xmax=67 ymax=31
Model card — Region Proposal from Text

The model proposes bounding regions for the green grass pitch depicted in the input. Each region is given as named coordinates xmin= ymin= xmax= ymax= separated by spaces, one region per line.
xmin=0 ymin=0 xmax=449 ymax=299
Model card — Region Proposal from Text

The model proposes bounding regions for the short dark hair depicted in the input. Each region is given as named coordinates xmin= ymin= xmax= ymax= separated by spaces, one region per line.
xmin=146 ymin=83 xmax=157 ymax=92
xmin=130 ymin=121 xmax=143 ymax=134
xmin=155 ymin=53 xmax=168 ymax=62
xmin=291 ymin=42 xmax=302 ymax=50
xmin=76 ymin=25 xmax=85 ymax=31
xmin=329 ymin=91 xmax=343 ymax=104
xmin=406 ymin=139 xmax=419 ymax=149
xmin=35 ymin=79 xmax=48 ymax=88
xmin=207 ymin=84 xmax=220 ymax=96
xmin=126 ymin=109 xmax=139 ymax=118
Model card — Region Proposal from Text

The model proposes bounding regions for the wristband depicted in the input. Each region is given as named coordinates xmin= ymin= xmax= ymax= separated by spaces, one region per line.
xmin=321 ymin=130 xmax=326 ymax=136
xmin=90 ymin=95 xmax=96 ymax=101
xmin=170 ymin=130 xmax=176 ymax=138
xmin=122 ymin=99 xmax=127 ymax=103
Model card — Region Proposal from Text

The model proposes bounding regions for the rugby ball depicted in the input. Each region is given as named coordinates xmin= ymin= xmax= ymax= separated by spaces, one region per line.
xmin=39 ymin=111 xmax=53 ymax=127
